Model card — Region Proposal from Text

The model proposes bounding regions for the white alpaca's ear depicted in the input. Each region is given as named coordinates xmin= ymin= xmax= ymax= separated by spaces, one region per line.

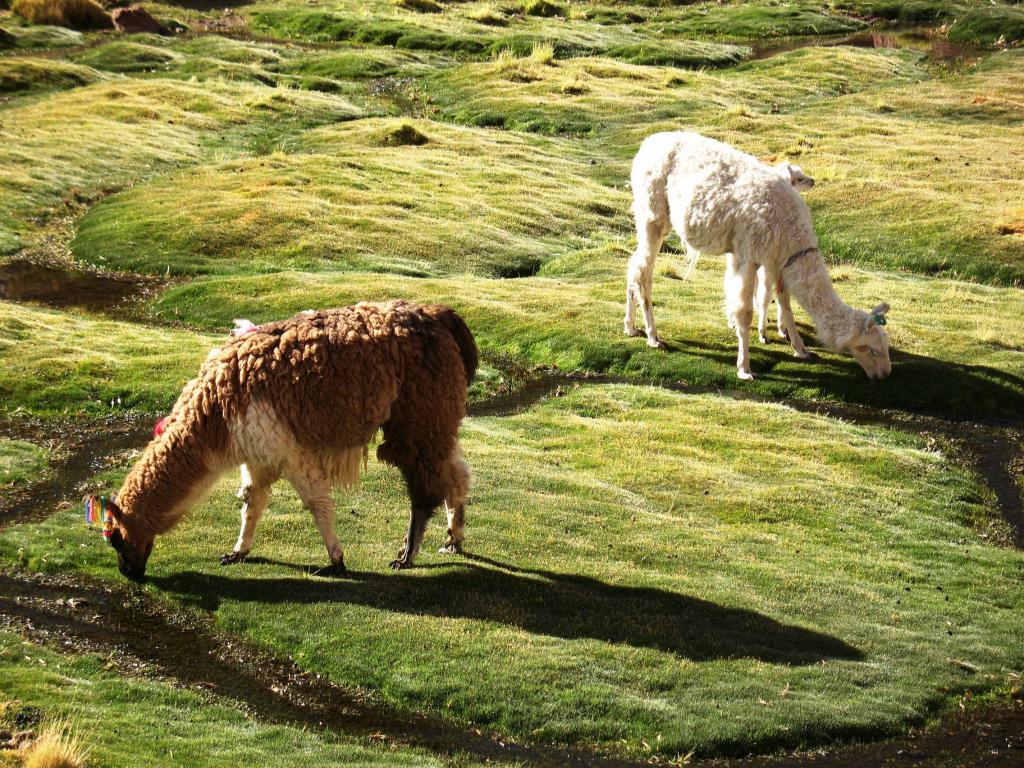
xmin=865 ymin=302 xmax=890 ymax=331
xmin=775 ymin=162 xmax=794 ymax=182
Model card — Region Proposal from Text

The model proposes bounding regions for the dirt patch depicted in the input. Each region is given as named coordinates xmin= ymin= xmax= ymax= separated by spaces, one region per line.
xmin=0 ymin=259 xmax=162 ymax=312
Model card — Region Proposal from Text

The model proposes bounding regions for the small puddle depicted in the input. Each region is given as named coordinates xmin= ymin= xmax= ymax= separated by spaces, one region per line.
xmin=751 ymin=26 xmax=984 ymax=67
xmin=0 ymin=260 xmax=162 ymax=311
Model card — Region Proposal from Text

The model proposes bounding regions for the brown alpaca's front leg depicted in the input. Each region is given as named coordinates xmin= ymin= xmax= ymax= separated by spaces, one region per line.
xmin=289 ymin=468 xmax=347 ymax=577
xmin=221 ymin=465 xmax=273 ymax=566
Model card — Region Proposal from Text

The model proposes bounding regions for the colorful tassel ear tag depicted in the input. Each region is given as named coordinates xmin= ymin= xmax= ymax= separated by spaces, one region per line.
xmin=84 ymin=495 xmax=115 ymax=539
xmin=872 ymin=313 xmax=888 ymax=326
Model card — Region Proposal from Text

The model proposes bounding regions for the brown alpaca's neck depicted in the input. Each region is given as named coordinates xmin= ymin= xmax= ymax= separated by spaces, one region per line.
xmin=116 ymin=425 xmax=223 ymax=537
xmin=784 ymin=252 xmax=857 ymax=350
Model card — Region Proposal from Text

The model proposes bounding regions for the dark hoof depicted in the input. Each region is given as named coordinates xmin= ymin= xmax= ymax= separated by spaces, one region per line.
xmin=316 ymin=562 xmax=349 ymax=578
xmin=389 ymin=559 xmax=412 ymax=570
xmin=220 ymin=551 xmax=248 ymax=566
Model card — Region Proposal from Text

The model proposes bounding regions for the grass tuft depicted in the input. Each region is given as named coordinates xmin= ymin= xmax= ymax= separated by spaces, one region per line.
xmin=393 ymin=0 xmax=442 ymax=13
xmin=22 ymin=719 xmax=88 ymax=768
xmin=382 ymin=121 xmax=429 ymax=145
xmin=468 ymin=5 xmax=505 ymax=25
xmin=11 ymin=0 xmax=111 ymax=30
xmin=521 ymin=0 xmax=565 ymax=19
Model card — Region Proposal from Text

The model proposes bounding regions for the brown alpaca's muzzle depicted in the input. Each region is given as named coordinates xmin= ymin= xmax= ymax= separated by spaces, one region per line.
xmin=109 ymin=527 xmax=153 ymax=582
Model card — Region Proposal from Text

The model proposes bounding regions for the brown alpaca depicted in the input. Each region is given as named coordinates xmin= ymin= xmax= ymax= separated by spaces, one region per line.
xmin=96 ymin=301 xmax=477 ymax=581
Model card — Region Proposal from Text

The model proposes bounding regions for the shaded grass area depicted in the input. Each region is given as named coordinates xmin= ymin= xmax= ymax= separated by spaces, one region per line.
xmin=0 ymin=439 xmax=46 ymax=486
xmin=72 ymin=118 xmax=628 ymax=277
xmin=0 ymin=301 xmax=219 ymax=419
xmin=0 ymin=77 xmax=362 ymax=257
xmin=3 ymin=386 xmax=1021 ymax=757
xmin=949 ymin=4 xmax=1024 ymax=44
xmin=0 ymin=631 xmax=460 ymax=767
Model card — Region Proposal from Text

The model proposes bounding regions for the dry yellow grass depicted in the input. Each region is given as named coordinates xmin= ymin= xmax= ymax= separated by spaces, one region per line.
xmin=21 ymin=720 xmax=88 ymax=768
xmin=10 ymin=0 xmax=111 ymax=30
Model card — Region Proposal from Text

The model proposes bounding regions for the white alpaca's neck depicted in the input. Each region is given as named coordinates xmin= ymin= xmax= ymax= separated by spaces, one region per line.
xmin=783 ymin=251 xmax=860 ymax=350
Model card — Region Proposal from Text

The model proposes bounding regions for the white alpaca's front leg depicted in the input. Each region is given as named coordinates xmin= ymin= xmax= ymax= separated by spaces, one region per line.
xmin=777 ymin=290 xmax=812 ymax=359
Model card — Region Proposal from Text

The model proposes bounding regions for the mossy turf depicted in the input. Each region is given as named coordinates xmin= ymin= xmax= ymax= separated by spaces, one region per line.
xmin=0 ymin=632 xmax=467 ymax=768
xmin=0 ymin=56 xmax=101 ymax=94
xmin=0 ymin=301 xmax=220 ymax=419
xmin=4 ymin=386 xmax=1022 ymax=757
xmin=72 ymin=118 xmax=626 ymax=277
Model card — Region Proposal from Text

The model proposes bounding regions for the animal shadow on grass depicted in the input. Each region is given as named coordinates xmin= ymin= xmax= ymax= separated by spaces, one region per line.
xmin=153 ymin=553 xmax=862 ymax=665
xmin=662 ymin=331 xmax=1024 ymax=418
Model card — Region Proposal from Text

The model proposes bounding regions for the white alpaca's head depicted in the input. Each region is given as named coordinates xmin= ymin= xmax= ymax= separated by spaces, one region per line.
xmin=844 ymin=303 xmax=891 ymax=380
xmin=775 ymin=162 xmax=815 ymax=191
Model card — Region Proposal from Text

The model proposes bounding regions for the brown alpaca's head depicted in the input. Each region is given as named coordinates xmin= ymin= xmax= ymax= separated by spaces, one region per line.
xmin=845 ymin=303 xmax=892 ymax=381
xmin=105 ymin=500 xmax=154 ymax=581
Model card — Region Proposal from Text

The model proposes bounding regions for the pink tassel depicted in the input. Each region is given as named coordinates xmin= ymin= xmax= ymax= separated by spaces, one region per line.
xmin=232 ymin=319 xmax=258 ymax=336
xmin=153 ymin=416 xmax=167 ymax=437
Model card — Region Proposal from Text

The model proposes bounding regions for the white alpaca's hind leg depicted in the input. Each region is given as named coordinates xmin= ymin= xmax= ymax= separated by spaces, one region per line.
xmin=725 ymin=259 xmax=757 ymax=380
xmin=777 ymin=290 xmax=812 ymax=359
xmin=755 ymin=267 xmax=772 ymax=344
xmin=626 ymin=218 xmax=669 ymax=348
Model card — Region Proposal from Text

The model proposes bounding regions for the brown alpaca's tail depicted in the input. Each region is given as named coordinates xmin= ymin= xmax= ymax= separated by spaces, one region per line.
xmin=426 ymin=305 xmax=478 ymax=382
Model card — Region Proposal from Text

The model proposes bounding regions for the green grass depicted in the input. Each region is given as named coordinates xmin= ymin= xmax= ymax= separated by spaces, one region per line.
xmin=71 ymin=118 xmax=628 ymax=277
xmin=3 ymin=1 xmax=1024 ymax=763
xmin=0 ymin=631 xmax=470 ymax=767
xmin=139 ymin=255 xmax=1024 ymax=418
xmin=0 ymin=439 xmax=46 ymax=486
xmin=428 ymin=45 xmax=1024 ymax=284
xmin=0 ymin=56 xmax=101 ymax=93
xmin=3 ymin=385 xmax=1021 ymax=757
xmin=0 ymin=18 xmax=83 ymax=47
xmin=949 ymin=5 xmax=1024 ymax=44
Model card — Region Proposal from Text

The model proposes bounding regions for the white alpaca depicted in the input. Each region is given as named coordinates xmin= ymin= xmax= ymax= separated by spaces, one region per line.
xmin=624 ymin=131 xmax=891 ymax=380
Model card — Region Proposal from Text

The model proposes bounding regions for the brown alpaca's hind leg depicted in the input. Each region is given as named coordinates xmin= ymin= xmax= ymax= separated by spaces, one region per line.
xmin=439 ymin=502 xmax=466 ymax=555
xmin=379 ymin=430 xmax=469 ymax=569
